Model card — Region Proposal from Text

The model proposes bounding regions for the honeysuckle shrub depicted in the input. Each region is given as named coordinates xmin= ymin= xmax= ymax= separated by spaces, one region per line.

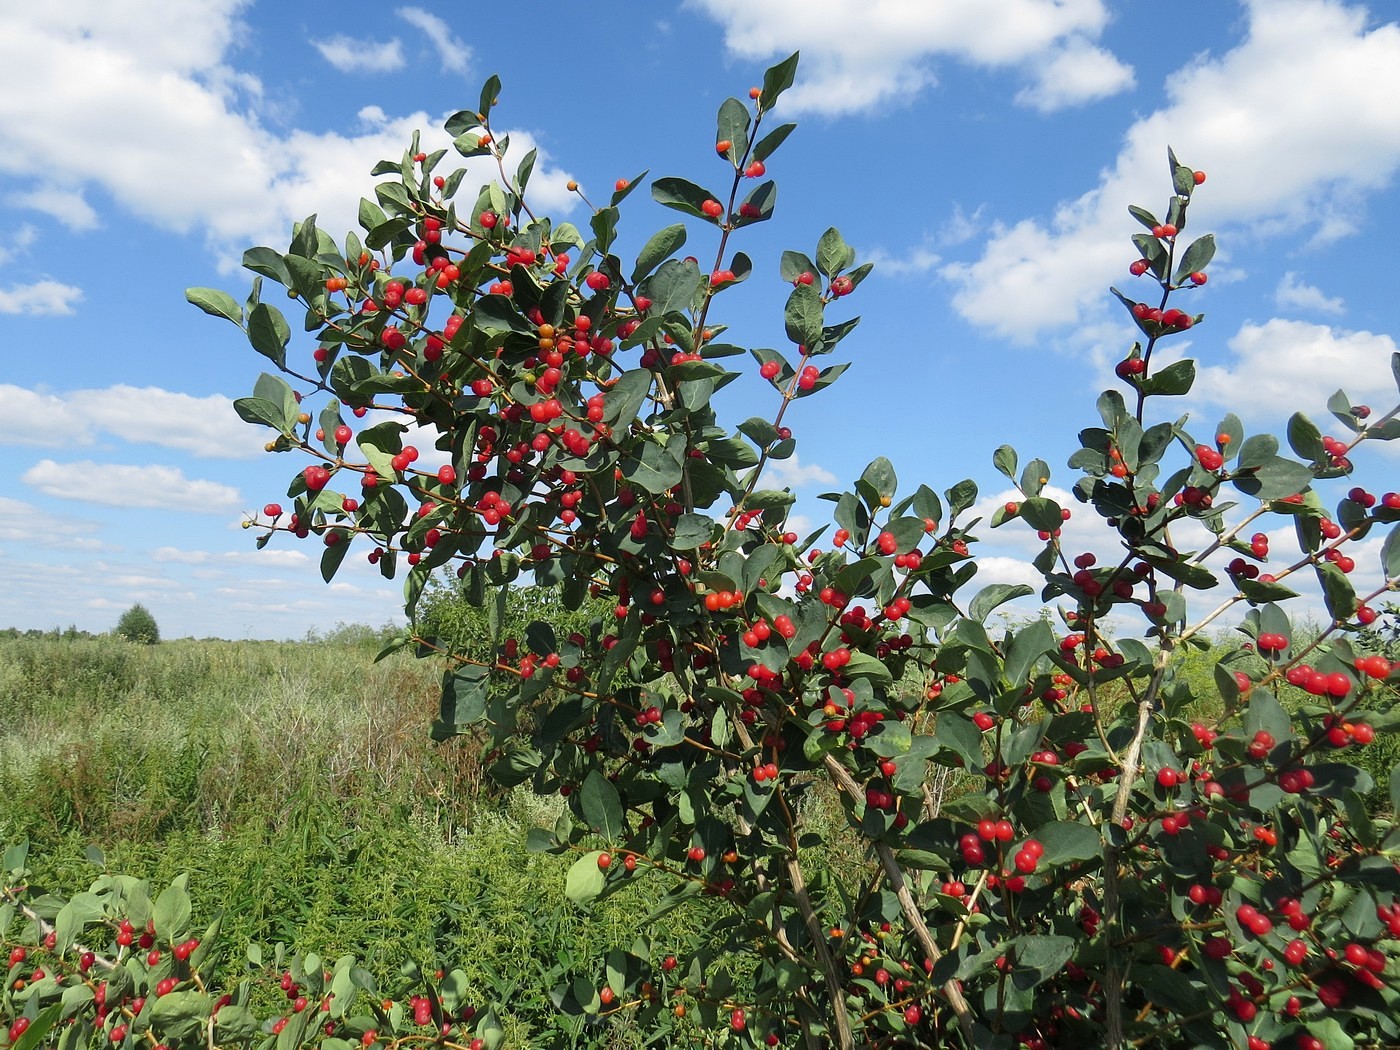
xmin=6 ymin=51 xmax=1400 ymax=1050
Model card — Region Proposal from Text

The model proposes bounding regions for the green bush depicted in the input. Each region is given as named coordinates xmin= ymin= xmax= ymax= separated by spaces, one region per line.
xmin=113 ymin=603 xmax=160 ymax=645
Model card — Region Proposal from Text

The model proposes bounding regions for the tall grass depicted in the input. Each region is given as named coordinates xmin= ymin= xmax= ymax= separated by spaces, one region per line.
xmin=0 ymin=636 xmax=695 ymax=1046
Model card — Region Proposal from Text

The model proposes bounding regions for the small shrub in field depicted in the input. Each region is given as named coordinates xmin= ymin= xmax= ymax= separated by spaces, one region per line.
xmin=5 ymin=52 xmax=1399 ymax=1050
xmin=113 ymin=604 xmax=160 ymax=646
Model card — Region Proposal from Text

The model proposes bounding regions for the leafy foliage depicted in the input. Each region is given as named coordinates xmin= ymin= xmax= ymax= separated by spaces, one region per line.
xmin=113 ymin=605 xmax=159 ymax=646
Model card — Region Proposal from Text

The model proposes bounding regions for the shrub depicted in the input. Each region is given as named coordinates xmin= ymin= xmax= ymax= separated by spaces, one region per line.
xmin=113 ymin=604 xmax=160 ymax=646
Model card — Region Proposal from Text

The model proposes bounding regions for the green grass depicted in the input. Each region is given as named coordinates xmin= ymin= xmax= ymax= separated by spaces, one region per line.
xmin=0 ymin=636 xmax=698 ymax=1047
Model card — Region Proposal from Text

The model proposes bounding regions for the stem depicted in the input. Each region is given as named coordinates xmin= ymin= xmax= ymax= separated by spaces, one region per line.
xmin=821 ymin=755 xmax=976 ymax=1046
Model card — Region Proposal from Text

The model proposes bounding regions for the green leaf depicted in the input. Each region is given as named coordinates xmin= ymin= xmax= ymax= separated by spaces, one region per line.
xmin=473 ymin=294 xmax=531 ymax=335
xmin=780 ymin=250 xmax=817 ymax=283
xmin=651 ymin=176 xmax=723 ymax=222
xmin=1019 ymin=459 xmax=1050 ymax=498
xmin=581 ymin=771 xmax=624 ymax=840
xmin=565 ymin=852 xmax=606 ymax=907
xmin=478 ymin=74 xmax=502 ymax=120
xmin=151 ymin=991 xmax=212 ymax=1041
xmin=621 ymin=439 xmax=685 ymax=494
xmin=1139 ymin=358 xmax=1195 ymax=396
xmin=54 ymin=892 xmax=105 ymax=956
xmin=233 ymin=397 xmax=288 ymax=432
xmin=1035 ymin=821 xmax=1101 ymax=865
xmin=733 ymin=180 xmax=777 ymax=228
xmin=589 ymin=207 xmax=619 ymax=254
xmin=784 ymin=282 xmax=823 ymax=347
xmin=355 ymin=421 xmax=406 ymax=480
xmin=604 ymin=368 xmax=654 ymax=428
xmin=631 ymin=224 xmax=687 ymax=284
xmin=242 ymin=245 xmax=291 ymax=285
xmin=641 ymin=257 xmax=704 ymax=317
xmin=858 ymin=456 xmax=897 ymax=505
xmin=759 ymin=51 xmax=800 ymax=110
xmin=1172 ymin=233 xmax=1215 ymax=284
xmin=816 ymin=227 xmax=855 ymax=277
xmin=670 ymin=513 xmax=714 ymax=550
xmin=752 ymin=122 xmax=796 ymax=162
xmin=247 ymin=303 xmax=290 ymax=369
xmin=1004 ymin=619 xmax=1052 ymax=689
xmin=945 ymin=479 xmax=977 ymax=520
xmin=12 ymin=1003 xmax=62 ymax=1050
xmin=993 ymin=445 xmax=1018 ymax=481
xmin=321 ymin=533 xmax=352 ymax=582
xmin=1237 ymin=577 xmax=1300 ymax=603
xmin=1128 ymin=205 xmax=1160 ymax=231
xmin=843 ymin=651 xmax=893 ymax=687
xmin=1316 ymin=561 xmax=1359 ymax=620
xmin=152 ymin=875 xmax=192 ymax=942
xmin=970 ymin=584 xmax=1034 ymax=625
xmin=1141 ymin=554 xmax=1218 ymax=590
xmin=1232 ymin=456 xmax=1313 ymax=501
xmin=1381 ymin=524 xmax=1400 ymax=579
xmin=185 ymin=287 xmax=243 ymax=326
xmin=1018 ymin=496 xmax=1063 ymax=533
xmin=1286 ymin=412 xmax=1327 ymax=463
xmin=1013 ymin=935 xmax=1076 ymax=987
xmin=716 ymin=97 xmax=750 ymax=163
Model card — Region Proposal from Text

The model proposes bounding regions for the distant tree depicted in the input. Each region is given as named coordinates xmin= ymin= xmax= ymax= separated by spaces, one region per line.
xmin=114 ymin=603 xmax=160 ymax=645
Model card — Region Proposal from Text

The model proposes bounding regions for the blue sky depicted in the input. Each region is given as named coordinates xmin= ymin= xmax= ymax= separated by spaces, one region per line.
xmin=1 ymin=0 xmax=1398 ymax=639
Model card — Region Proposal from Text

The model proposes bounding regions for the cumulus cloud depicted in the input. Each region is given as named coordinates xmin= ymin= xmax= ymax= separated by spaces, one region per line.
xmin=1194 ymin=318 xmax=1398 ymax=419
xmin=397 ymin=7 xmax=470 ymax=74
xmin=862 ymin=246 xmax=942 ymax=278
xmin=22 ymin=459 xmax=242 ymax=513
xmin=1019 ymin=36 xmax=1136 ymax=113
xmin=688 ymin=0 xmax=1126 ymax=115
xmin=765 ymin=454 xmax=839 ymax=489
xmin=313 ymin=35 xmax=405 ymax=74
xmin=1015 ymin=36 xmax=1136 ymax=112
xmin=943 ymin=0 xmax=1400 ymax=341
xmin=0 ymin=4 xmax=574 ymax=263
xmin=1275 ymin=272 xmax=1345 ymax=315
xmin=0 ymin=280 xmax=83 ymax=315
xmin=0 ymin=384 xmax=262 ymax=458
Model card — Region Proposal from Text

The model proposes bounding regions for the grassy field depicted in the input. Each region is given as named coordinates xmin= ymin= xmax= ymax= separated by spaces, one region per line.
xmin=3 ymin=626 xmax=1394 ymax=1044
xmin=0 ymin=635 xmax=704 ymax=1045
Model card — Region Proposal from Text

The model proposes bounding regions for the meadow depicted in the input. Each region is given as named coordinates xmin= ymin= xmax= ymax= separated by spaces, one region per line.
xmin=3 ymin=617 xmax=1396 ymax=1046
xmin=0 ymin=633 xmax=718 ymax=1045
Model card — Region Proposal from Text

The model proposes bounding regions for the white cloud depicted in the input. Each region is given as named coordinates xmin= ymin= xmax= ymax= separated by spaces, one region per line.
xmin=0 ymin=280 xmax=84 ymax=315
xmin=0 ymin=3 xmax=574 ymax=266
xmin=1015 ymin=35 xmax=1135 ymax=112
xmin=0 ymin=223 xmax=37 ymax=266
xmin=396 ymin=7 xmax=470 ymax=74
xmin=6 ymin=187 xmax=99 ymax=230
xmin=151 ymin=545 xmax=311 ymax=568
xmin=313 ymin=35 xmax=405 ymax=74
xmin=1275 ymin=271 xmax=1345 ymax=315
xmin=0 ymin=496 xmax=110 ymax=552
xmin=863 ymin=246 xmax=942 ymax=278
xmin=687 ymin=0 xmax=1121 ymax=115
xmin=21 ymin=459 xmax=242 ymax=513
xmin=944 ymin=0 xmax=1400 ymax=341
xmin=0 ymin=383 xmax=263 ymax=458
xmin=765 ymin=454 xmax=839 ymax=489
xmin=1195 ymin=318 xmax=1398 ymax=419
